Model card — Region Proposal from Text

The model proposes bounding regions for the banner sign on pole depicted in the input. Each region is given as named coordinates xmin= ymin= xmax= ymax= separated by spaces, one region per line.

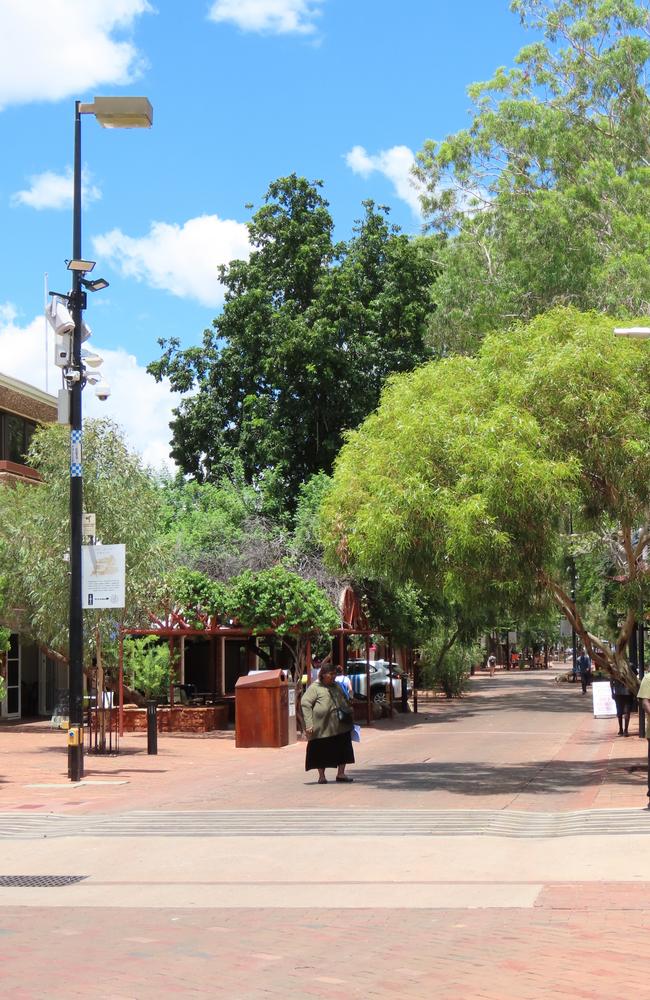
xmin=82 ymin=544 xmax=125 ymax=609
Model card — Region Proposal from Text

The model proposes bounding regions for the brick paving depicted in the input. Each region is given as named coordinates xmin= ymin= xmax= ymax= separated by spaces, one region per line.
xmin=0 ymin=899 xmax=647 ymax=999
xmin=1 ymin=666 xmax=650 ymax=998
xmin=0 ymin=667 xmax=648 ymax=814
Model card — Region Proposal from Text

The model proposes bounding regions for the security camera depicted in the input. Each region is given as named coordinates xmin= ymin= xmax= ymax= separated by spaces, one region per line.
xmin=95 ymin=382 xmax=111 ymax=401
xmin=84 ymin=370 xmax=102 ymax=385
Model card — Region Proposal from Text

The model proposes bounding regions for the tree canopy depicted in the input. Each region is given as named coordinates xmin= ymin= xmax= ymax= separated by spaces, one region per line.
xmin=0 ymin=420 xmax=169 ymax=658
xmin=149 ymin=174 xmax=436 ymax=509
xmin=321 ymin=308 xmax=650 ymax=688
xmin=415 ymin=0 xmax=650 ymax=354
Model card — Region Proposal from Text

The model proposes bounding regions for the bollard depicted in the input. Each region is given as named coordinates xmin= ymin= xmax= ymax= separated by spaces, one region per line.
xmin=401 ymin=673 xmax=409 ymax=713
xmin=146 ymin=699 xmax=158 ymax=755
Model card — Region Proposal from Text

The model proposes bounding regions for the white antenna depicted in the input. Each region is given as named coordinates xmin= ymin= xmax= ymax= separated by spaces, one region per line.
xmin=44 ymin=272 xmax=49 ymax=394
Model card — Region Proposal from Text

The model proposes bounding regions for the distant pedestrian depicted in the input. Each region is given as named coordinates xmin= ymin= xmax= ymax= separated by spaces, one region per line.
xmin=301 ymin=664 xmax=355 ymax=784
xmin=335 ymin=665 xmax=353 ymax=699
xmin=577 ymin=649 xmax=592 ymax=694
xmin=487 ymin=654 xmax=497 ymax=678
xmin=636 ymin=674 xmax=650 ymax=806
xmin=610 ymin=678 xmax=633 ymax=736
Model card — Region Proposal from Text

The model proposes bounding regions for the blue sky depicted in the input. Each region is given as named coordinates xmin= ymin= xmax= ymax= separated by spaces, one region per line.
xmin=0 ymin=1 xmax=531 ymax=468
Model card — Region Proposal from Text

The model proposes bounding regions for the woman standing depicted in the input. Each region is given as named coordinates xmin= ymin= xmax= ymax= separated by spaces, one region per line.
xmin=302 ymin=664 xmax=355 ymax=784
xmin=610 ymin=678 xmax=634 ymax=736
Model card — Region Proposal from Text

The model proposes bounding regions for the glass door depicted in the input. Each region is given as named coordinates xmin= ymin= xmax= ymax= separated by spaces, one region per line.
xmin=39 ymin=650 xmax=59 ymax=716
xmin=1 ymin=633 xmax=20 ymax=719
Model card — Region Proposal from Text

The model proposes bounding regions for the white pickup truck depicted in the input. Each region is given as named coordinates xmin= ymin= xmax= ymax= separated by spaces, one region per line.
xmin=345 ymin=660 xmax=411 ymax=704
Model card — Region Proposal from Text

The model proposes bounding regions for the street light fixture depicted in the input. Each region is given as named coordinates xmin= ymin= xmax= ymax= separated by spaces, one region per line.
xmin=65 ymin=95 xmax=152 ymax=782
xmin=67 ymin=258 xmax=96 ymax=273
xmin=81 ymin=277 xmax=110 ymax=293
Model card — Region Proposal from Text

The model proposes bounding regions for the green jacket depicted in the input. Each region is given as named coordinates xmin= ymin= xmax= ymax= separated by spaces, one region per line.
xmin=301 ymin=681 xmax=353 ymax=739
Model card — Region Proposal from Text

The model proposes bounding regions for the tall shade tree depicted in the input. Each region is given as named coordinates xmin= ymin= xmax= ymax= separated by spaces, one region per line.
xmin=414 ymin=0 xmax=650 ymax=354
xmin=149 ymin=174 xmax=436 ymax=510
xmin=321 ymin=308 xmax=650 ymax=691
xmin=0 ymin=420 xmax=169 ymax=658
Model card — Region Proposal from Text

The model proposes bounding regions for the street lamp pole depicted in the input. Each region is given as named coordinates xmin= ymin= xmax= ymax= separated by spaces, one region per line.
xmin=67 ymin=100 xmax=85 ymax=781
xmin=65 ymin=96 xmax=153 ymax=781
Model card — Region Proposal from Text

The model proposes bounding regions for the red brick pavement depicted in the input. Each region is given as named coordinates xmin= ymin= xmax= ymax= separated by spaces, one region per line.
xmin=3 ymin=669 xmax=650 ymax=999
xmin=0 ymin=894 xmax=648 ymax=1000
xmin=1 ymin=668 xmax=648 ymax=814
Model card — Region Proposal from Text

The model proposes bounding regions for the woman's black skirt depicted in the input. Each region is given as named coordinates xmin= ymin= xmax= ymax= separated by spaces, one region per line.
xmin=305 ymin=730 xmax=355 ymax=771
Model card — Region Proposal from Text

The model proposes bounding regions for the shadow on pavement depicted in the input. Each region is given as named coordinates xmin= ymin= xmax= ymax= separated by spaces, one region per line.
xmin=351 ymin=757 xmax=647 ymax=796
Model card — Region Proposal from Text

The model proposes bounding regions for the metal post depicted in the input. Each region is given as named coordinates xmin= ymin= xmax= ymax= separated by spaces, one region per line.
xmin=412 ymin=649 xmax=419 ymax=714
xmin=68 ymin=101 xmax=84 ymax=782
xmin=568 ymin=511 xmax=577 ymax=681
xmin=639 ymin=618 xmax=646 ymax=739
xmin=363 ymin=634 xmax=370 ymax=726
xmin=118 ymin=630 xmax=124 ymax=737
xmin=146 ymin=699 xmax=158 ymax=755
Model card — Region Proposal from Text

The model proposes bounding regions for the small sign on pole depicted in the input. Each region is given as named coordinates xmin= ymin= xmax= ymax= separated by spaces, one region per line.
xmin=82 ymin=544 xmax=125 ymax=609
xmin=82 ymin=512 xmax=96 ymax=541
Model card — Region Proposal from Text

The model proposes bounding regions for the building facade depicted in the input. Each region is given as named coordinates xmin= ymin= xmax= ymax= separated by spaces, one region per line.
xmin=0 ymin=373 xmax=63 ymax=721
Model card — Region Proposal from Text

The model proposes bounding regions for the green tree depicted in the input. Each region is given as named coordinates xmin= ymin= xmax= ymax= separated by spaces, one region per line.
xmin=0 ymin=420 xmax=169 ymax=659
xmin=414 ymin=0 xmax=650 ymax=354
xmin=149 ymin=175 xmax=436 ymax=509
xmin=224 ymin=565 xmax=339 ymax=678
xmin=321 ymin=308 xmax=650 ymax=691
xmin=123 ymin=635 xmax=174 ymax=700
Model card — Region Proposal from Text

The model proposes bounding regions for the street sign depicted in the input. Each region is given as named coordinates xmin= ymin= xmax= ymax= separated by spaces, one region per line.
xmin=82 ymin=544 xmax=125 ymax=609
xmin=82 ymin=513 xmax=96 ymax=539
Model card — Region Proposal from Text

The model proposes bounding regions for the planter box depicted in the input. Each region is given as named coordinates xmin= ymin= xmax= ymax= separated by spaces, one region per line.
xmin=121 ymin=705 xmax=228 ymax=734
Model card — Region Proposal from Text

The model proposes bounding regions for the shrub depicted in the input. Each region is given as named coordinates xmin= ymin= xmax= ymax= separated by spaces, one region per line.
xmin=420 ymin=640 xmax=478 ymax=698
xmin=123 ymin=636 xmax=174 ymax=700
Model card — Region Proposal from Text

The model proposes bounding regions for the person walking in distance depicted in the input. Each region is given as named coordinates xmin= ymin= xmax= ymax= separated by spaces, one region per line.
xmin=610 ymin=677 xmax=633 ymax=736
xmin=487 ymin=654 xmax=497 ymax=678
xmin=577 ymin=647 xmax=592 ymax=694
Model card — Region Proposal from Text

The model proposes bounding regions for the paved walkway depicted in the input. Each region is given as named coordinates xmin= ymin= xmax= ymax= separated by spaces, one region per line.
xmin=1 ymin=667 xmax=650 ymax=998
xmin=0 ymin=667 xmax=647 ymax=814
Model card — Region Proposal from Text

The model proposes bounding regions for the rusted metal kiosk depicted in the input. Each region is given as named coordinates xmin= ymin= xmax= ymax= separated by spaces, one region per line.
xmin=235 ymin=668 xmax=297 ymax=748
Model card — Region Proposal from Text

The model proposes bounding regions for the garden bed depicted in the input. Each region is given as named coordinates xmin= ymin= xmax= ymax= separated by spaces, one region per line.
xmin=121 ymin=704 xmax=229 ymax=734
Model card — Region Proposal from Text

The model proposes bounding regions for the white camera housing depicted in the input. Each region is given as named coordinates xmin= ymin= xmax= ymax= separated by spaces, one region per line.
xmin=95 ymin=382 xmax=111 ymax=401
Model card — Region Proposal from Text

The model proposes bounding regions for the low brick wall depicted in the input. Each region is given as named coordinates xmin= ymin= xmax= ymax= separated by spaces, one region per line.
xmin=121 ymin=705 xmax=229 ymax=734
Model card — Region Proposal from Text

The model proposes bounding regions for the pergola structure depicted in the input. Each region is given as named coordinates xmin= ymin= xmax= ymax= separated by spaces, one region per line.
xmin=116 ymin=586 xmax=403 ymax=734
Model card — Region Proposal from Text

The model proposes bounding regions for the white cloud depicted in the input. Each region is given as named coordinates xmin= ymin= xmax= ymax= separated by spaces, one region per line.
xmin=208 ymin=0 xmax=324 ymax=35
xmin=0 ymin=0 xmax=152 ymax=110
xmin=11 ymin=167 xmax=101 ymax=211
xmin=345 ymin=144 xmax=424 ymax=218
xmin=93 ymin=215 xmax=251 ymax=308
xmin=0 ymin=302 xmax=180 ymax=471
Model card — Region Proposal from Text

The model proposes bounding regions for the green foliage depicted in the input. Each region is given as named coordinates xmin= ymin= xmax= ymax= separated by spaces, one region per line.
xmin=169 ymin=567 xmax=229 ymax=626
xmin=149 ymin=175 xmax=436 ymax=510
xmin=225 ymin=565 xmax=339 ymax=640
xmin=420 ymin=638 xmax=476 ymax=698
xmin=0 ymin=420 xmax=169 ymax=657
xmin=159 ymin=469 xmax=287 ymax=580
xmin=414 ymin=0 xmax=650 ymax=353
xmin=321 ymin=308 xmax=650 ymax=682
xmin=123 ymin=636 xmax=174 ymax=700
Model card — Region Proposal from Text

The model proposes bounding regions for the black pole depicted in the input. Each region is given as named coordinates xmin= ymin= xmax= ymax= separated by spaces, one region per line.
xmin=639 ymin=618 xmax=645 ymax=739
xmin=68 ymin=101 xmax=84 ymax=782
xmin=569 ymin=512 xmax=577 ymax=681
xmin=146 ymin=699 xmax=158 ymax=755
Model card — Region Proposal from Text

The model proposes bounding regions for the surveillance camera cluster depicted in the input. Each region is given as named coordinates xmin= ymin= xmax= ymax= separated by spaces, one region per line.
xmin=45 ymin=294 xmax=111 ymax=402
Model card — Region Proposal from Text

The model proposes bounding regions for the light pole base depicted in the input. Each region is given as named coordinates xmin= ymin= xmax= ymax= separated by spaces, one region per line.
xmin=68 ymin=744 xmax=84 ymax=781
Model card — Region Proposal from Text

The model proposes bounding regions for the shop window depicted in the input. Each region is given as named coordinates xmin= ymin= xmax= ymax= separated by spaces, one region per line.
xmin=0 ymin=412 xmax=37 ymax=464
